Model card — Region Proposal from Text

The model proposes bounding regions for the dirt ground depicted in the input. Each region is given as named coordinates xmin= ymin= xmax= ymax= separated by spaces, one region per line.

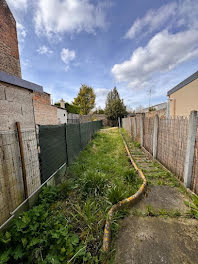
xmin=114 ymin=134 xmax=198 ymax=264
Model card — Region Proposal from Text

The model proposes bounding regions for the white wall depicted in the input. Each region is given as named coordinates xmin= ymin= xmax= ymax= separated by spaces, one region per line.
xmin=57 ymin=108 xmax=68 ymax=124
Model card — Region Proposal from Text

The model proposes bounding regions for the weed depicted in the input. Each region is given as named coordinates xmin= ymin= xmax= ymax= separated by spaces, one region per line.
xmin=134 ymin=141 xmax=141 ymax=148
xmin=107 ymin=185 xmax=125 ymax=204
xmin=78 ymin=171 xmax=108 ymax=197
xmin=184 ymin=194 xmax=198 ymax=219
xmin=124 ymin=168 xmax=137 ymax=183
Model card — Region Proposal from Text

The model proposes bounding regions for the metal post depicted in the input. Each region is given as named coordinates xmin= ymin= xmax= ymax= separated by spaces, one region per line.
xmin=118 ymin=117 xmax=121 ymax=128
xmin=184 ymin=111 xmax=197 ymax=188
xmin=65 ymin=123 xmax=69 ymax=166
xmin=153 ymin=114 xmax=159 ymax=159
xmin=79 ymin=122 xmax=82 ymax=150
xmin=16 ymin=122 xmax=28 ymax=199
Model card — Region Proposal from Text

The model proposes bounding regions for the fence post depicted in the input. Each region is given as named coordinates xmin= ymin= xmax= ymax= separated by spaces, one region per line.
xmin=134 ymin=117 xmax=137 ymax=140
xmin=140 ymin=114 xmax=144 ymax=146
xmin=153 ymin=114 xmax=159 ymax=159
xmin=184 ymin=111 xmax=197 ymax=188
xmin=64 ymin=123 xmax=69 ymax=166
xmin=130 ymin=117 xmax=133 ymax=137
xmin=79 ymin=122 xmax=82 ymax=150
xmin=16 ymin=122 xmax=28 ymax=199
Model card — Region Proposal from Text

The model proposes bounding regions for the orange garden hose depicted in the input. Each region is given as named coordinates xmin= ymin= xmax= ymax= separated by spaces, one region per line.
xmin=102 ymin=130 xmax=147 ymax=252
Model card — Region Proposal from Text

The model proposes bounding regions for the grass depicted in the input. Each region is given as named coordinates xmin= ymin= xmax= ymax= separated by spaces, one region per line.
xmin=130 ymin=206 xmax=182 ymax=218
xmin=0 ymin=128 xmax=142 ymax=264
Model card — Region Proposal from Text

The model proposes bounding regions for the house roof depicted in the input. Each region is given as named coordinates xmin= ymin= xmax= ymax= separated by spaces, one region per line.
xmin=0 ymin=70 xmax=43 ymax=93
xmin=167 ymin=70 xmax=198 ymax=96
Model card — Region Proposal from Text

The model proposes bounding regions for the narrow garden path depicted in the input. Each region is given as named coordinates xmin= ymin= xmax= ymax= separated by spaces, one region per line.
xmin=115 ymin=131 xmax=198 ymax=264
xmin=0 ymin=128 xmax=142 ymax=263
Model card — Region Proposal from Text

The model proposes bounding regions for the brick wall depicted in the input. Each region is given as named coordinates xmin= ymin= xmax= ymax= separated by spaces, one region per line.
xmin=0 ymin=0 xmax=21 ymax=77
xmin=33 ymin=92 xmax=59 ymax=125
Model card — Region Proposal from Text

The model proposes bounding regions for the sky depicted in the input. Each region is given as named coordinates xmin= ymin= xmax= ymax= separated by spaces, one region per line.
xmin=7 ymin=0 xmax=198 ymax=110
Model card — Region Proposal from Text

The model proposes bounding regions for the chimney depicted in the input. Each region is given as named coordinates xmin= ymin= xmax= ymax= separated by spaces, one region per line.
xmin=0 ymin=0 xmax=21 ymax=77
xmin=60 ymin=99 xmax=65 ymax=108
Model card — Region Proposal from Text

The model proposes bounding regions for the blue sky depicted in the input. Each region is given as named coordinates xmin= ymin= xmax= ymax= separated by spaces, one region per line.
xmin=7 ymin=0 xmax=198 ymax=110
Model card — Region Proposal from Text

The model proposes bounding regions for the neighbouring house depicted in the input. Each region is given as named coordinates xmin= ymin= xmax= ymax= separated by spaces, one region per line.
xmin=141 ymin=102 xmax=167 ymax=118
xmin=33 ymin=92 xmax=69 ymax=125
xmin=167 ymin=71 xmax=198 ymax=117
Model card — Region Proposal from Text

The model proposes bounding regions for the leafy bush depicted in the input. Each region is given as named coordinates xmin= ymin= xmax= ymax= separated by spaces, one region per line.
xmin=0 ymin=186 xmax=92 ymax=264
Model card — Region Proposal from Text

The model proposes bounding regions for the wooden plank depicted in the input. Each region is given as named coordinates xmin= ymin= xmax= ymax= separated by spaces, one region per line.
xmin=16 ymin=122 xmax=28 ymax=199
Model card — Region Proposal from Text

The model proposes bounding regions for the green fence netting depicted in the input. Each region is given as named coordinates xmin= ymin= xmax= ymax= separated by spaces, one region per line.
xmin=66 ymin=123 xmax=82 ymax=165
xmin=39 ymin=121 xmax=102 ymax=183
xmin=39 ymin=125 xmax=67 ymax=183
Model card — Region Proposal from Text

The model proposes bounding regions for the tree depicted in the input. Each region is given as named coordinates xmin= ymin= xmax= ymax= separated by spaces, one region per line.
xmin=105 ymin=87 xmax=127 ymax=125
xmin=93 ymin=107 xmax=105 ymax=114
xmin=73 ymin=84 xmax=96 ymax=115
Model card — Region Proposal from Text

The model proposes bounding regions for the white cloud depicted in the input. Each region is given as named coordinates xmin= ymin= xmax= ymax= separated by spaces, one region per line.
xmin=112 ymin=29 xmax=198 ymax=89
xmin=37 ymin=45 xmax=53 ymax=55
xmin=125 ymin=0 xmax=198 ymax=40
xmin=34 ymin=0 xmax=108 ymax=37
xmin=16 ymin=23 xmax=27 ymax=42
xmin=125 ymin=2 xmax=177 ymax=39
xmin=61 ymin=48 xmax=76 ymax=71
xmin=6 ymin=0 xmax=27 ymax=10
xmin=113 ymin=0 xmax=198 ymax=98
xmin=95 ymin=88 xmax=109 ymax=108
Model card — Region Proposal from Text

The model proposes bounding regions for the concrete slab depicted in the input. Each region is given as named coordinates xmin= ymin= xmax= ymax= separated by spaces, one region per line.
xmin=134 ymin=186 xmax=190 ymax=213
xmin=115 ymin=216 xmax=198 ymax=264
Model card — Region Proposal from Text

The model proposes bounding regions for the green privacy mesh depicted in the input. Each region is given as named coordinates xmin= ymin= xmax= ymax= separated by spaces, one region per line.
xmin=39 ymin=121 xmax=102 ymax=183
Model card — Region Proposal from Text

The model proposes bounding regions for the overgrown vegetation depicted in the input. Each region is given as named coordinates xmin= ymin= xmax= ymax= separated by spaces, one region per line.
xmin=0 ymin=128 xmax=142 ymax=263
